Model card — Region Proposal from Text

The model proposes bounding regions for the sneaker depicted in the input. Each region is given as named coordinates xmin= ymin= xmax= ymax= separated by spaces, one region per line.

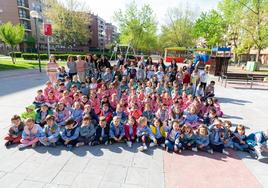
xmin=104 ymin=141 xmax=109 ymax=145
xmin=222 ymin=149 xmax=229 ymax=155
xmin=208 ymin=149 xmax=214 ymax=154
xmin=174 ymin=145 xmax=178 ymax=152
xmin=149 ymin=142 xmax=155 ymax=147
xmin=127 ymin=141 xmax=132 ymax=148
xmin=257 ymin=155 xmax=266 ymax=161
xmin=143 ymin=145 xmax=148 ymax=151
xmin=18 ymin=144 xmax=28 ymax=150
xmin=138 ymin=145 xmax=144 ymax=151
xmin=32 ymin=143 xmax=37 ymax=148
xmin=160 ymin=144 xmax=165 ymax=148
xmin=76 ymin=142 xmax=84 ymax=147
xmin=5 ymin=141 xmax=12 ymax=147
xmin=88 ymin=142 xmax=92 ymax=146
xmin=192 ymin=147 xmax=198 ymax=152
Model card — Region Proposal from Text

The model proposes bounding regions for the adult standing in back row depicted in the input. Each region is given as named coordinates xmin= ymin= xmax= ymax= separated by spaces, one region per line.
xmin=76 ymin=55 xmax=86 ymax=82
xmin=46 ymin=54 xmax=59 ymax=85
xmin=67 ymin=56 xmax=77 ymax=79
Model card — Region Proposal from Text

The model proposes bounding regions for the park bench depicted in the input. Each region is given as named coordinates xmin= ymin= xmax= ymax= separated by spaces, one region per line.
xmin=220 ymin=73 xmax=267 ymax=88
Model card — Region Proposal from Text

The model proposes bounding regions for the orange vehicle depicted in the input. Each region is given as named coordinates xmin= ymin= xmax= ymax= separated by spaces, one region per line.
xmin=164 ymin=47 xmax=188 ymax=63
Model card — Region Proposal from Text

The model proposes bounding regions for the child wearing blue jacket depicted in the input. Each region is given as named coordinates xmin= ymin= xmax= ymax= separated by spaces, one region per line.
xmin=109 ymin=116 xmax=125 ymax=144
xmin=196 ymin=124 xmax=213 ymax=154
xmin=76 ymin=115 xmax=96 ymax=147
xmin=60 ymin=118 xmax=80 ymax=150
xmin=69 ymin=102 xmax=83 ymax=125
xmin=164 ymin=120 xmax=182 ymax=153
xmin=137 ymin=116 xmax=157 ymax=152
xmin=246 ymin=129 xmax=268 ymax=161
xmin=209 ymin=119 xmax=229 ymax=155
xmin=232 ymin=124 xmax=249 ymax=152
xmin=180 ymin=124 xmax=197 ymax=152
xmin=39 ymin=115 xmax=60 ymax=147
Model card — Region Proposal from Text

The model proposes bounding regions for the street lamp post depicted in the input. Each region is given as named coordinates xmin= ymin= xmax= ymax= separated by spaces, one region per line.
xmin=102 ymin=31 xmax=106 ymax=56
xmin=30 ymin=10 xmax=41 ymax=73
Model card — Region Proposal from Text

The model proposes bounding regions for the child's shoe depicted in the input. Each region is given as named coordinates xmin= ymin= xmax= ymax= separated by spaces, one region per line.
xmin=192 ymin=147 xmax=198 ymax=152
xmin=76 ymin=142 xmax=84 ymax=147
xmin=138 ymin=145 xmax=144 ymax=151
xmin=5 ymin=141 xmax=12 ymax=147
xmin=222 ymin=149 xmax=229 ymax=155
xmin=18 ymin=144 xmax=28 ymax=150
xmin=208 ymin=149 xmax=213 ymax=154
xmin=149 ymin=142 xmax=155 ymax=147
xmin=143 ymin=143 xmax=148 ymax=151
xmin=32 ymin=143 xmax=37 ymax=148
xmin=174 ymin=145 xmax=178 ymax=152
xmin=127 ymin=141 xmax=132 ymax=148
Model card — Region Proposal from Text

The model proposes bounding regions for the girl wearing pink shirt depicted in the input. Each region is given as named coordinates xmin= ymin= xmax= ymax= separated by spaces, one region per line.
xmin=89 ymin=92 xmax=101 ymax=115
xmin=76 ymin=55 xmax=86 ymax=82
xmin=59 ymin=91 xmax=73 ymax=107
xmin=46 ymin=55 xmax=59 ymax=84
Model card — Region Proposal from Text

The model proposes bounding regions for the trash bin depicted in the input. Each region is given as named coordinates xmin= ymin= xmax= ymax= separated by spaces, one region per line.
xmin=246 ymin=61 xmax=257 ymax=72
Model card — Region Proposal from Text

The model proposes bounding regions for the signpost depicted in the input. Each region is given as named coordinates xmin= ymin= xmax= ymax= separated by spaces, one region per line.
xmin=43 ymin=23 xmax=52 ymax=58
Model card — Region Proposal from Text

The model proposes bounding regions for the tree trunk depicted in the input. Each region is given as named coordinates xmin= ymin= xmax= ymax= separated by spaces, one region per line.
xmin=11 ymin=47 xmax=15 ymax=64
xmin=255 ymin=47 xmax=261 ymax=71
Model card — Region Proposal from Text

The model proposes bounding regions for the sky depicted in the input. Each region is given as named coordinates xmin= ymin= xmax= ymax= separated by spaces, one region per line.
xmin=78 ymin=0 xmax=221 ymax=26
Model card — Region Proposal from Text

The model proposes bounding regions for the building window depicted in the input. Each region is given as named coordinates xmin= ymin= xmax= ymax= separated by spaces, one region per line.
xmin=20 ymin=20 xmax=31 ymax=30
xmin=18 ymin=8 xmax=29 ymax=19
xmin=17 ymin=0 xmax=29 ymax=7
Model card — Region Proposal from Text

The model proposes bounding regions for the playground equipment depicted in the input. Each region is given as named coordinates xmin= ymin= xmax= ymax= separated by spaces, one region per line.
xmin=110 ymin=43 xmax=136 ymax=62
xmin=209 ymin=47 xmax=232 ymax=76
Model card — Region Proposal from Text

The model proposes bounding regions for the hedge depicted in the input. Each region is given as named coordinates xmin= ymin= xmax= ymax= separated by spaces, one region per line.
xmin=9 ymin=52 xmax=22 ymax=58
xmin=21 ymin=52 xmax=145 ymax=61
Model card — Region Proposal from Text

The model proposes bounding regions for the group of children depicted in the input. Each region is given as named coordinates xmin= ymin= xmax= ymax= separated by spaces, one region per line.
xmin=4 ymin=56 xmax=268 ymax=161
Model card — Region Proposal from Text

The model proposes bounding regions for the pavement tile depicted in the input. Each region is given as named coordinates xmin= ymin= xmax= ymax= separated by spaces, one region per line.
xmin=18 ymin=180 xmax=45 ymax=188
xmin=71 ymin=173 xmax=102 ymax=188
xmin=102 ymin=164 xmax=128 ymax=183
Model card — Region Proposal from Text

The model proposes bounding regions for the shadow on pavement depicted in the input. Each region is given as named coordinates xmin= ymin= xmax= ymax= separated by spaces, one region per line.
xmin=218 ymin=97 xmax=252 ymax=105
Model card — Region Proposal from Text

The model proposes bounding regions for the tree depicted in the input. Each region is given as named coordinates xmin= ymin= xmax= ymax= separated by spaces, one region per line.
xmin=192 ymin=10 xmax=226 ymax=48
xmin=25 ymin=35 xmax=35 ymax=52
xmin=219 ymin=0 xmax=268 ymax=67
xmin=159 ymin=6 xmax=196 ymax=48
xmin=0 ymin=22 xmax=25 ymax=64
xmin=43 ymin=0 xmax=91 ymax=49
xmin=114 ymin=1 xmax=158 ymax=51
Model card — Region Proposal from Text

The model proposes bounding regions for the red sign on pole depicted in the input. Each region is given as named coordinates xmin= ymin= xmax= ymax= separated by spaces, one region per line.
xmin=43 ymin=23 xmax=52 ymax=36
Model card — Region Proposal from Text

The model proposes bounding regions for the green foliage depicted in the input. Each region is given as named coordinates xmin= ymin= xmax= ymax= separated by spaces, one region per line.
xmin=159 ymin=7 xmax=196 ymax=48
xmin=43 ymin=0 xmax=91 ymax=48
xmin=9 ymin=52 xmax=22 ymax=58
xmin=0 ymin=22 xmax=25 ymax=64
xmin=192 ymin=10 xmax=226 ymax=47
xmin=218 ymin=0 xmax=268 ymax=64
xmin=114 ymin=1 xmax=158 ymax=51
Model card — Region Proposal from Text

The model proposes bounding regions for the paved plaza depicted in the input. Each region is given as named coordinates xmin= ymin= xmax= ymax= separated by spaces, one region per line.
xmin=0 ymin=69 xmax=267 ymax=188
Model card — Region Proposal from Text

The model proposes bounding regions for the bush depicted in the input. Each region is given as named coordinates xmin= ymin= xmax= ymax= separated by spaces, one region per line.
xmin=22 ymin=53 xmax=38 ymax=60
xmin=9 ymin=52 xmax=22 ymax=58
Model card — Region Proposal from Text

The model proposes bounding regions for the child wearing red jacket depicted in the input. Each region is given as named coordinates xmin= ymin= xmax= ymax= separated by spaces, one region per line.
xmin=99 ymin=102 xmax=113 ymax=125
xmin=4 ymin=115 xmax=24 ymax=147
xmin=124 ymin=116 xmax=138 ymax=147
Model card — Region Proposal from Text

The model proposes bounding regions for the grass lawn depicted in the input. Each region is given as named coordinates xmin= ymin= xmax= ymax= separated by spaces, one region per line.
xmin=0 ymin=58 xmax=65 ymax=71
